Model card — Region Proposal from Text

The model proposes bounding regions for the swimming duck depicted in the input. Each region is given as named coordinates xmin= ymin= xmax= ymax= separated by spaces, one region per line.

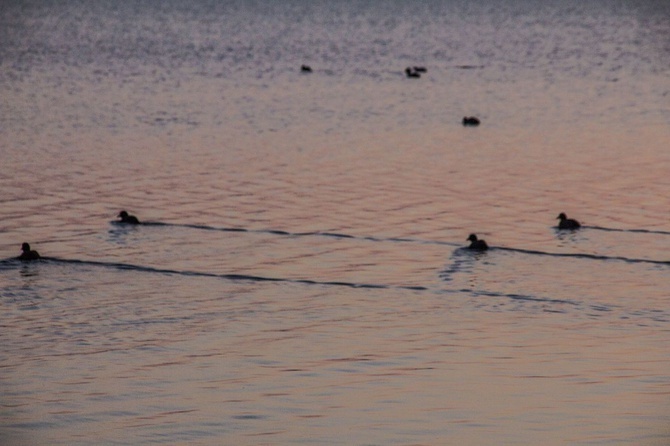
xmin=118 ymin=210 xmax=140 ymax=224
xmin=405 ymin=67 xmax=421 ymax=78
xmin=462 ymin=116 xmax=481 ymax=126
xmin=301 ymin=65 xmax=312 ymax=73
xmin=557 ymin=213 xmax=581 ymax=230
xmin=467 ymin=234 xmax=489 ymax=251
xmin=18 ymin=242 xmax=41 ymax=261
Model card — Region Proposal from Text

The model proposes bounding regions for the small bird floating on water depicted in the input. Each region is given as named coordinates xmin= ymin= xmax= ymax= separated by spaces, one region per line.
xmin=556 ymin=212 xmax=581 ymax=230
xmin=405 ymin=67 xmax=421 ymax=78
xmin=462 ymin=116 xmax=481 ymax=126
xmin=466 ymin=234 xmax=489 ymax=251
xmin=18 ymin=242 xmax=41 ymax=261
xmin=301 ymin=65 xmax=312 ymax=73
xmin=118 ymin=210 xmax=140 ymax=224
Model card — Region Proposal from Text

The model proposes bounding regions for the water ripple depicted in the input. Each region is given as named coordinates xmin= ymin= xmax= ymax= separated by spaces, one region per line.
xmin=0 ymin=256 xmax=627 ymax=314
xmin=586 ymin=225 xmax=670 ymax=236
xmin=494 ymin=246 xmax=670 ymax=266
xmin=3 ymin=257 xmax=430 ymax=293
xmin=115 ymin=220 xmax=670 ymax=265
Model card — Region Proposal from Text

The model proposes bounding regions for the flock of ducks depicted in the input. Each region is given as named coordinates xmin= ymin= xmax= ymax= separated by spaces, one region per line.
xmin=301 ymin=64 xmax=482 ymax=127
xmin=17 ymin=211 xmax=580 ymax=259
xmin=301 ymin=64 xmax=428 ymax=79
xmin=466 ymin=213 xmax=581 ymax=251
xmin=17 ymin=211 xmax=140 ymax=261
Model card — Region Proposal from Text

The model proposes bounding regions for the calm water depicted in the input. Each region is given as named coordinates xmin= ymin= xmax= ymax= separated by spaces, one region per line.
xmin=2 ymin=0 xmax=670 ymax=444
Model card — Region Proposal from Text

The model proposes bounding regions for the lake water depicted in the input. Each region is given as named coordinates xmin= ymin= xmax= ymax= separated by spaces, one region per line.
xmin=1 ymin=0 xmax=669 ymax=444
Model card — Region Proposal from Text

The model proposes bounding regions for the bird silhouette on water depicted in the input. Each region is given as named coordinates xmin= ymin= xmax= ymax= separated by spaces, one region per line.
xmin=466 ymin=234 xmax=489 ymax=251
xmin=557 ymin=212 xmax=581 ymax=230
xmin=118 ymin=210 xmax=140 ymax=224
xmin=405 ymin=67 xmax=421 ymax=78
xmin=462 ymin=116 xmax=481 ymax=126
xmin=18 ymin=242 xmax=41 ymax=261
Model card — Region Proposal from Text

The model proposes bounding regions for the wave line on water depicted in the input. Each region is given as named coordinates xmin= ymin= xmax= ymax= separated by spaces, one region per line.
xmin=494 ymin=246 xmax=670 ymax=265
xmin=119 ymin=221 xmax=670 ymax=257
xmin=584 ymin=225 xmax=670 ymax=236
xmin=1 ymin=257 xmax=580 ymax=305
xmin=3 ymin=257 xmax=637 ymax=316
xmin=127 ymin=221 xmax=462 ymax=247
xmin=0 ymin=256 xmax=565 ymax=300
xmin=18 ymin=257 xmax=429 ymax=292
xmin=462 ymin=288 xmax=578 ymax=306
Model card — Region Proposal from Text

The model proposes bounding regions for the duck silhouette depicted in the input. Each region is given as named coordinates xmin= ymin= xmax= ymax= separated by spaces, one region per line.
xmin=405 ymin=67 xmax=421 ymax=78
xmin=466 ymin=234 xmax=489 ymax=251
xmin=18 ymin=242 xmax=41 ymax=261
xmin=556 ymin=213 xmax=581 ymax=230
xmin=301 ymin=65 xmax=312 ymax=73
xmin=118 ymin=210 xmax=140 ymax=224
xmin=462 ymin=116 xmax=481 ymax=126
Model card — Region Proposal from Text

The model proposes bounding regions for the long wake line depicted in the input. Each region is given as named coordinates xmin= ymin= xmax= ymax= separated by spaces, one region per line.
xmin=494 ymin=246 xmax=670 ymax=265
xmin=132 ymin=221 xmax=670 ymax=265
xmin=136 ymin=221 xmax=461 ymax=246
xmin=584 ymin=225 xmax=670 ymax=236
xmin=39 ymin=257 xmax=430 ymax=292
xmin=2 ymin=257 xmax=577 ymax=307
xmin=141 ymin=221 xmax=670 ymax=237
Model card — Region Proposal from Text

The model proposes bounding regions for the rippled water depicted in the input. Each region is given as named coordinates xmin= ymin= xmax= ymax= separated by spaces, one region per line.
xmin=2 ymin=0 xmax=670 ymax=444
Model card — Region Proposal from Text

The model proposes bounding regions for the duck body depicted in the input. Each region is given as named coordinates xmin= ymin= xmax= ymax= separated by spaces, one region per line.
xmin=118 ymin=210 xmax=140 ymax=224
xmin=18 ymin=242 xmax=41 ymax=261
xmin=301 ymin=64 xmax=312 ymax=73
xmin=466 ymin=234 xmax=489 ymax=251
xmin=462 ymin=116 xmax=481 ymax=126
xmin=405 ymin=67 xmax=421 ymax=78
xmin=557 ymin=213 xmax=580 ymax=230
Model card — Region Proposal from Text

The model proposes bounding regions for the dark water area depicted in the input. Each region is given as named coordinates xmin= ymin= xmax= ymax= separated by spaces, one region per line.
xmin=1 ymin=0 xmax=669 ymax=444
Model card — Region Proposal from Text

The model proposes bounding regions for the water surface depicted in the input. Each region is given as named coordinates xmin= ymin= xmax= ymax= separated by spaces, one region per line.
xmin=1 ymin=1 xmax=669 ymax=444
